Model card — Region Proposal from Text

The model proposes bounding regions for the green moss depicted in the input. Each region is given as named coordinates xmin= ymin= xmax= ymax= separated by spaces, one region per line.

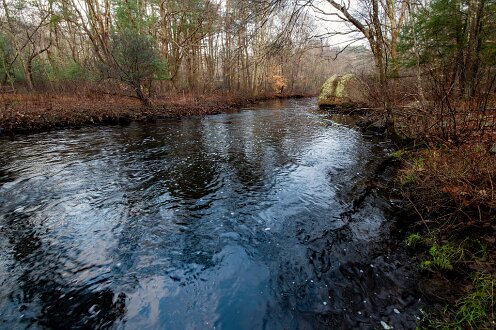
xmin=318 ymin=74 xmax=367 ymax=106
xmin=337 ymin=74 xmax=355 ymax=97
xmin=319 ymin=75 xmax=339 ymax=102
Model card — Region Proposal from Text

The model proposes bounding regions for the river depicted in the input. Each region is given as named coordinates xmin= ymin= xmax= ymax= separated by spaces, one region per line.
xmin=0 ymin=99 xmax=424 ymax=329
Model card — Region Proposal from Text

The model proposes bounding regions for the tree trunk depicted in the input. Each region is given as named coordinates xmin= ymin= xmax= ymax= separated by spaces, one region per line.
xmin=135 ymin=85 xmax=151 ymax=107
xmin=370 ymin=0 xmax=394 ymax=135
xmin=464 ymin=0 xmax=485 ymax=99
xmin=25 ymin=58 xmax=35 ymax=90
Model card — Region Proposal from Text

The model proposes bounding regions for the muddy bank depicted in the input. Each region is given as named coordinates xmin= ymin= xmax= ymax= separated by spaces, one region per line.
xmin=327 ymin=105 xmax=496 ymax=327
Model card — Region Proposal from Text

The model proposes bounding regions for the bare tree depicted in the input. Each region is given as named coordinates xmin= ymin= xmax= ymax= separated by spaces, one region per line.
xmin=1 ymin=0 xmax=53 ymax=89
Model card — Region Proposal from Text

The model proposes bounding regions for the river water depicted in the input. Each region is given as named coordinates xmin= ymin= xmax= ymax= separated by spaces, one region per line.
xmin=0 ymin=99 xmax=423 ymax=329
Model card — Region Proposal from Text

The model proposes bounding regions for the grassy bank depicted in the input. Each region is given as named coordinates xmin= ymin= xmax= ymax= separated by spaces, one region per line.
xmin=0 ymin=91 xmax=309 ymax=135
xmin=390 ymin=141 xmax=495 ymax=328
xmin=349 ymin=87 xmax=496 ymax=327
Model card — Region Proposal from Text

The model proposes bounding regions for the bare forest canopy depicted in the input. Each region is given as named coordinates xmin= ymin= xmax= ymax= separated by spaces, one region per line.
xmin=0 ymin=0 xmax=495 ymax=107
xmin=0 ymin=0 xmax=375 ymax=99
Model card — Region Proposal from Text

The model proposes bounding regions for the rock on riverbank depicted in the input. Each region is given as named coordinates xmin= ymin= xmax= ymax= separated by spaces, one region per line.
xmin=318 ymin=74 xmax=368 ymax=108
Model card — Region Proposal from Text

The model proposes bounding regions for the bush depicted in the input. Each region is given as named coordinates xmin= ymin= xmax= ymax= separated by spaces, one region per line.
xmin=104 ymin=29 xmax=169 ymax=105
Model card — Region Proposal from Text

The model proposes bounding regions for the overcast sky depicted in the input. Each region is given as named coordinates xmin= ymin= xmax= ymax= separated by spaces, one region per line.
xmin=309 ymin=0 xmax=368 ymax=48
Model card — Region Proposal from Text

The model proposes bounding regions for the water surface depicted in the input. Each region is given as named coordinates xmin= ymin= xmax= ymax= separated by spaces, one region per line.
xmin=0 ymin=99 xmax=422 ymax=329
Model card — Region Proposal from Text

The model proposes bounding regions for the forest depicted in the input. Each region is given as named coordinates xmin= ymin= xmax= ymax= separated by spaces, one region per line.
xmin=0 ymin=0 xmax=495 ymax=328
xmin=0 ymin=0 xmax=379 ymax=130
xmin=0 ymin=0 xmax=352 ymax=101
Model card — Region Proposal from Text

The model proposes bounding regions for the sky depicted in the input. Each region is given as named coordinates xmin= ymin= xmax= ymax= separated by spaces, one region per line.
xmin=309 ymin=0 xmax=368 ymax=48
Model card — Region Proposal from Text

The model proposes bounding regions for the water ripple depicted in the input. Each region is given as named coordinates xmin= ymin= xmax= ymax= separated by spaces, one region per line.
xmin=0 ymin=98 xmax=422 ymax=329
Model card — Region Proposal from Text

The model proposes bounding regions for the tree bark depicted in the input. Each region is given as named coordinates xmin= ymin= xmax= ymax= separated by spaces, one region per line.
xmin=135 ymin=85 xmax=152 ymax=107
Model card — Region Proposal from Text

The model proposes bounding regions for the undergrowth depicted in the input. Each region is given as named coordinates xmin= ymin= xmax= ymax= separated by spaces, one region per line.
xmin=421 ymin=273 xmax=496 ymax=329
xmin=398 ymin=143 xmax=496 ymax=328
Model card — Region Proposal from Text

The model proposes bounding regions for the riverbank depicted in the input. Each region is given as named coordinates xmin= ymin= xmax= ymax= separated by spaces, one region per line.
xmin=393 ymin=142 xmax=495 ymax=328
xmin=371 ymin=110 xmax=496 ymax=327
xmin=2 ymin=92 xmax=493 ymax=327
xmin=0 ymin=91 xmax=311 ymax=135
xmin=329 ymin=106 xmax=495 ymax=328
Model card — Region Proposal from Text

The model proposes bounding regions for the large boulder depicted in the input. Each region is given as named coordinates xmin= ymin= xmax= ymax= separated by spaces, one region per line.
xmin=318 ymin=74 xmax=368 ymax=108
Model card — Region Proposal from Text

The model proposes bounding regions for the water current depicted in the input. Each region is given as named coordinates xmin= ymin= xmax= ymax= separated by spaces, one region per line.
xmin=0 ymin=99 xmax=424 ymax=329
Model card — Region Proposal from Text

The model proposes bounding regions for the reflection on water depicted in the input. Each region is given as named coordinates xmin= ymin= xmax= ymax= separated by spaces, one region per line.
xmin=0 ymin=99 xmax=422 ymax=329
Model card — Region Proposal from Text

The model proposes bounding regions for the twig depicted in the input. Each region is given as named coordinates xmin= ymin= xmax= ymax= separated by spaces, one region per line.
xmin=406 ymin=195 xmax=432 ymax=236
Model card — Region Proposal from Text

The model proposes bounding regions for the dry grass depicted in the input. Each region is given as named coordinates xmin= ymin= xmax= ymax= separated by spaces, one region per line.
xmin=0 ymin=92 xmax=143 ymax=132
xmin=399 ymin=143 xmax=496 ymax=328
xmin=393 ymin=104 xmax=496 ymax=144
xmin=400 ymin=144 xmax=495 ymax=231
xmin=0 ymin=91 xmax=273 ymax=133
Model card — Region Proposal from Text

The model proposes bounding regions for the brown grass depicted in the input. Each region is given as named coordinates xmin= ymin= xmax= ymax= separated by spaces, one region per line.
xmin=0 ymin=91 xmax=280 ymax=133
xmin=400 ymin=144 xmax=495 ymax=232
xmin=393 ymin=102 xmax=496 ymax=145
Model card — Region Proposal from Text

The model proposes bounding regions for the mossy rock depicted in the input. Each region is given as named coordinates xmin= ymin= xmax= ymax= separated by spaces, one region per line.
xmin=318 ymin=74 xmax=368 ymax=108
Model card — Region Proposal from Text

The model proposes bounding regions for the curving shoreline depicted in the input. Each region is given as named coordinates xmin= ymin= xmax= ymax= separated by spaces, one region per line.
xmin=0 ymin=92 xmax=312 ymax=135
